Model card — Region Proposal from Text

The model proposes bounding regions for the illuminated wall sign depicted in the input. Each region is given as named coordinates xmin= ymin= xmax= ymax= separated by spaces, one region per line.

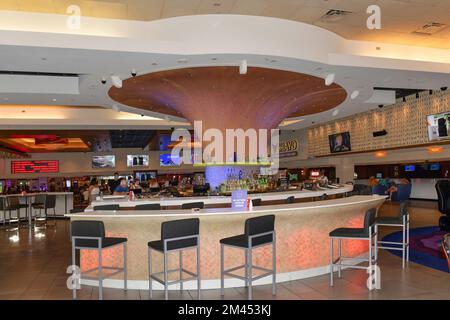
xmin=11 ymin=160 xmax=59 ymax=174
xmin=279 ymin=139 xmax=298 ymax=158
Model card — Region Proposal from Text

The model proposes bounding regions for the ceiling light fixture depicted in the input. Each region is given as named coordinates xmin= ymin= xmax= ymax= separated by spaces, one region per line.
xmin=429 ymin=90 xmax=433 ymax=95
xmin=239 ymin=60 xmax=248 ymax=74
xmin=325 ymin=73 xmax=335 ymax=86
xmin=111 ymin=75 xmax=122 ymax=88
xmin=375 ymin=151 xmax=387 ymax=158
xmin=428 ymin=146 xmax=443 ymax=154
xmin=403 ymin=96 xmax=406 ymax=102
xmin=415 ymin=91 xmax=420 ymax=99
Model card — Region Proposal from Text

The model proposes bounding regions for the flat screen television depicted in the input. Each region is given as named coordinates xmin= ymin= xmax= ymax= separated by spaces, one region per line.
xmin=429 ymin=163 xmax=441 ymax=171
xmin=329 ymin=132 xmax=351 ymax=153
xmin=92 ymin=155 xmax=115 ymax=169
xmin=159 ymin=154 xmax=181 ymax=167
xmin=127 ymin=155 xmax=149 ymax=167
xmin=404 ymin=165 xmax=416 ymax=172
xmin=427 ymin=111 xmax=450 ymax=141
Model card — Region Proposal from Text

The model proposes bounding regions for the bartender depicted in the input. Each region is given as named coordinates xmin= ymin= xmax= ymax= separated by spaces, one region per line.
xmin=108 ymin=172 xmax=121 ymax=194
xmin=318 ymin=170 xmax=329 ymax=187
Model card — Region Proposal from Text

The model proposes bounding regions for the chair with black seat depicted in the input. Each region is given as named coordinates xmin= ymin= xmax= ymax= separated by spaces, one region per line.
xmin=93 ymin=204 xmax=120 ymax=211
xmin=285 ymin=196 xmax=295 ymax=204
xmin=181 ymin=202 xmax=204 ymax=209
xmin=135 ymin=203 xmax=161 ymax=210
xmin=148 ymin=218 xmax=200 ymax=300
xmin=329 ymin=208 xmax=378 ymax=288
xmin=251 ymin=198 xmax=262 ymax=207
xmin=71 ymin=220 xmax=127 ymax=300
xmin=34 ymin=194 xmax=57 ymax=227
xmin=0 ymin=197 xmax=6 ymax=227
xmin=220 ymin=215 xmax=276 ymax=300
xmin=436 ymin=180 xmax=450 ymax=231
xmin=5 ymin=196 xmax=28 ymax=229
xmin=376 ymin=183 xmax=411 ymax=268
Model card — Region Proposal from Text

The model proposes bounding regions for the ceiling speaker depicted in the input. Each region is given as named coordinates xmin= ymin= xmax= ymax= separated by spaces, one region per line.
xmin=373 ymin=130 xmax=388 ymax=137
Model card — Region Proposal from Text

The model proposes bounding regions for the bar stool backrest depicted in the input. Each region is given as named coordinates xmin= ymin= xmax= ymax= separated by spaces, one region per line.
xmin=93 ymin=204 xmax=120 ymax=211
xmin=7 ymin=197 xmax=20 ymax=208
xmin=45 ymin=194 xmax=56 ymax=209
xmin=0 ymin=197 xmax=5 ymax=210
xmin=436 ymin=180 xmax=450 ymax=215
xmin=71 ymin=220 xmax=105 ymax=238
xmin=251 ymin=198 xmax=262 ymax=207
xmin=285 ymin=196 xmax=295 ymax=204
xmin=161 ymin=218 xmax=199 ymax=241
xmin=134 ymin=203 xmax=161 ymax=210
xmin=181 ymin=202 xmax=204 ymax=209
xmin=244 ymin=215 xmax=275 ymax=246
xmin=34 ymin=194 xmax=46 ymax=204
xmin=364 ymin=208 xmax=377 ymax=231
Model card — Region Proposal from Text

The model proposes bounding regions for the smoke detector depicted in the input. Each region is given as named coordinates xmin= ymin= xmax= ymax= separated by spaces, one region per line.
xmin=320 ymin=9 xmax=354 ymax=22
xmin=412 ymin=22 xmax=447 ymax=35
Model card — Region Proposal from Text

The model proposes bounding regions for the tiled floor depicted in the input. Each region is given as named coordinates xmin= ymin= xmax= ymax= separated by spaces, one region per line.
xmin=0 ymin=201 xmax=449 ymax=300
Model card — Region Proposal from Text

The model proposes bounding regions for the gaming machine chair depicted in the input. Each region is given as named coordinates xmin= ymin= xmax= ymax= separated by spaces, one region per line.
xmin=435 ymin=180 xmax=450 ymax=231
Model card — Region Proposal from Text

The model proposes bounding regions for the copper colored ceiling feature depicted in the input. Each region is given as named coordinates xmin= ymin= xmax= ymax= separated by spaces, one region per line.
xmin=108 ymin=66 xmax=347 ymax=131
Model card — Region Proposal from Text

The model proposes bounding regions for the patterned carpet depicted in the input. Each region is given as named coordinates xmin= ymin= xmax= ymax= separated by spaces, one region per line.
xmin=382 ymin=226 xmax=449 ymax=273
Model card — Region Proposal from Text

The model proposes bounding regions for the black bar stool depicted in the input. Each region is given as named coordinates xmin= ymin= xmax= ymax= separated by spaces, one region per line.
xmin=5 ymin=196 xmax=28 ymax=230
xmin=148 ymin=218 xmax=200 ymax=300
xmin=181 ymin=202 xmax=204 ymax=209
xmin=93 ymin=204 xmax=120 ymax=211
xmin=251 ymin=198 xmax=262 ymax=207
xmin=285 ymin=196 xmax=295 ymax=204
xmin=376 ymin=184 xmax=411 ymax=268
xmin=0 ymin=197 xmax=6 ymax=227
xmin=34 ymin=194 xmax=57 ymax=228
xmin=135 ymin=204 xmax=161 ymax=210
xmin=220 ymin=215 xmax=276 ymax=300
xmin=329 ymin=208 xmax=377 ymax=287
xmin=71 ymin=220 xmax=128 ymax=300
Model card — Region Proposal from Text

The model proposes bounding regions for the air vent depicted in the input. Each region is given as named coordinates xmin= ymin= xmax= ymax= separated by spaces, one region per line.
xmin=412 ymin=22 xmax=447 ymax=35
xmin=320 ymin=9 xmax=354 ymax=22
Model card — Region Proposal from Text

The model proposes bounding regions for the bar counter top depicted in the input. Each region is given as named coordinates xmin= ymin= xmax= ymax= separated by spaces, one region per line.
xmin=86 ymin=184 xmax=353 ymax=211
xmin=70 ymin=195 xmax=384 ymax=218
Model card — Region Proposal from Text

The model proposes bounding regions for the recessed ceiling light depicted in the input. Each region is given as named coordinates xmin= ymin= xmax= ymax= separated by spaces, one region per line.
xmin=177 ymin=58 xmax=188 ymax=64
xmin=52 ymin=98 xmax=57 ymax=102
xmin=213 ymin=3 xmax=221 ymax=6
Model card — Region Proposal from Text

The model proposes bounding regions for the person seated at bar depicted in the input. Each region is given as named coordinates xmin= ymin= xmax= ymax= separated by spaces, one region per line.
xmin=368 ymin=176 xmax=378 ymax=187
xmin=387 ymin=178 xmax=411 ymax=195
xmin=113 ymin=178 xmax=129 ymax=195
xmin=130 ymin=179 xmax=143 ymax=191
xmin=88 ymin=178 xmax=100 ymax=203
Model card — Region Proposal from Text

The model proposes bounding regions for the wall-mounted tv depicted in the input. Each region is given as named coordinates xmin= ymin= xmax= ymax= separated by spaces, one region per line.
xmin=127 ymin=155 xmax=149 ymax=167
xmin=427 ymin=111 xmax=450 ymax=141
xmin=404 ymin=165 xmax=416 ymax=172
xmin=159 ymin=153 xmax=181 ymax=167
xmin=329 ymin=132 xmax=351 ymax=153
xmin=92 ymin=155 xmax=115 ymax=169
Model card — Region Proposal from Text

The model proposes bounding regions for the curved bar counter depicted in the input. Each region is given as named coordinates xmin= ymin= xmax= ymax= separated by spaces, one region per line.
xmin=67 ymin=194 xmax=386 ymax=290
xmin=87 ymin=185 xmax=354 ymax=211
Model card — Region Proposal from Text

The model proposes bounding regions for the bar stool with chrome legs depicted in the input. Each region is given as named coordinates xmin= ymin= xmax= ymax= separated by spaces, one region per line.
xmin=181 ymin=202 xmax=204 ymax=209
xmin=375 ymin=183 xmax=411 ymax=268
xmin=34 ymin=194 xmax=57 ymax=228
xmin=148 ymin=218 xmax=201 ymax=300
xmin=71 ymin=220 xmax=128 ymax=300
xmin=220 ymin=215 xmax=276 ymax=300
xmin=5 ymin=196 xmax=28 ymax=230
xmin=329 ymin=208 xmax=377 ymax=287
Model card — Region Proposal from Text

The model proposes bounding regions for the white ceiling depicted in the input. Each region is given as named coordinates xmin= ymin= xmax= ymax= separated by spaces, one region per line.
xmin=0 ymin=12 xmax=449 ymax=131
xmin=1 ymin=0 xmax=450 ymax=49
